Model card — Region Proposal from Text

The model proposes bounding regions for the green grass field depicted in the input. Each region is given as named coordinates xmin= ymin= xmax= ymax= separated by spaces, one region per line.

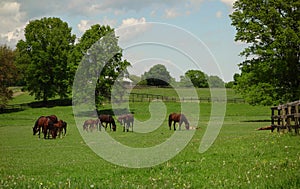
xmin=1 ymin=89 xmax=300 ymax=188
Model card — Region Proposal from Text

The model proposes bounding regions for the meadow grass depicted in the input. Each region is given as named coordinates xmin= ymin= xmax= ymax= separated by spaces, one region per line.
xmin=0 ymin=89 xmax=300 ymax=188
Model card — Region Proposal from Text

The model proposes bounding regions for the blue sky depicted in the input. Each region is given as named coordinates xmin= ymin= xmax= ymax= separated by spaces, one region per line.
xmin=0 ymin=0 xmax=245 ymax=81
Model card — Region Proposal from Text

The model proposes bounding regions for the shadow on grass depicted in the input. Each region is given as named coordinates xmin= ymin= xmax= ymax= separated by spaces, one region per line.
xmin=27 ymin=99 xmax=72 ymax=108
xmin=0 ymin=99 xmax=72 ymax=114
xmin=75 ymin=108 xmax=135 ymax=117
xmin=242 ymin=119 xmax=271 ymax=123
xmin=0 ymin=106 xmax=25 ymax=114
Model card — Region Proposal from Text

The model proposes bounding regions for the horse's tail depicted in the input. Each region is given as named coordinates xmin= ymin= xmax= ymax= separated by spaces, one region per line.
xmin=63 ymin=121 xmax=67 ymax=135
xmin=168 ymin=114 xmax=172 ymax=127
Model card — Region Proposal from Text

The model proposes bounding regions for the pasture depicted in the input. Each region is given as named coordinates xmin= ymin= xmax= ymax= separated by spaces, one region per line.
xmin=1 ymin=89 xmax=300 ymax=188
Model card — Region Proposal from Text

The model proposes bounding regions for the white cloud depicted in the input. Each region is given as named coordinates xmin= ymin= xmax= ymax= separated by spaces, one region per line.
xmin=119 ymin=17 xmax=146 ymax=28
xmin=77 ymin=20 xmax=89 ymax=33
xmin=0 ymin=0 xmax=209 ymax=47
xmin=0 ymin=1 xmax=27 ymax=47
xmin=77 ymin=17 xmax=117 ymax=34
xmin=116 ymin=17 xmax=150 ymax=43
xmin=220 ymin=0 xmax=236 ymax=8
xmin=164 ymin=8 xmax=180 ymax=19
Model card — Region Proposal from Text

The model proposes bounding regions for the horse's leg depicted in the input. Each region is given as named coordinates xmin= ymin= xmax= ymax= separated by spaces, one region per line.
xmin=64 ymin=125 xmax=66 ymax=136
xmin=43 ymin=127 xmax=47 ymax=139
xmin=123 ymin=120 xmax=125 ymax=132
xmin=104 ymin=123 xmax=108 ymax=131
xmin=126 ymin=122 xmax=129 ymax=132
xmin=47 ymin=128 xmax=50 ymax=139
xmin=173 ymin=121 xmax=176 ymax=131
xmin=179 ymin=120 xmax=182 ymax=130
xmin=38 ymin=126 xmax=41 ymax=138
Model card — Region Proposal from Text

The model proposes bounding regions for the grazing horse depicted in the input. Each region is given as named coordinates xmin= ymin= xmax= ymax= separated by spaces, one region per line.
xmin=99 ymin=115 xmax=116 ymax=131
xmin=54 ymin=120 xmax=67 ymax=138
xmin=33 ymin=116 xmax=44 ymax=136
xmin=83 ymin=119 xmax=99 ymax=132
xmin=117 ymin=114 xmax=134 ymax=132
xmin=168 ymin=113 xmax=190 ymax=131
xmin=33 ymin=115 xmax=59 ymax=139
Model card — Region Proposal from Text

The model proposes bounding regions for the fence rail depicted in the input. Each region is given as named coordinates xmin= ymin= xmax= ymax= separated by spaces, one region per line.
xmin=270 ymin=100 xmax=300 ymax=134
xmin=128 ymin=93 xmax=245 ymax=103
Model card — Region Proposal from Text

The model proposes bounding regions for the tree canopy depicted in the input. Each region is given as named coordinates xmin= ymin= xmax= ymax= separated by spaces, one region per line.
xmin=15 ymin=18 xmax=130 ymax=106
xmin=141 ymin=64 xmax=172 ymax=86
xmin=230 ymin=0 xmax=300 ymax=105
xmin=16 ymin=17 xmax=76 ymax=102
xmin=73 ymin=24 xmax=130 ymax=106
xmin=182 ymin=70 xmax=208 ymax=88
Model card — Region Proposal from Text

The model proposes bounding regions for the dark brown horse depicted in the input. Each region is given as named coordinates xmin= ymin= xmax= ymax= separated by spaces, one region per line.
xmin=118 ymin=114 xmax=134 ymax=132
xmin=83 ymin=119 xmax=99 ymax=132
xmin=99 ymin=115 xmax=116 ymax=131
xmin=54 ymin=120 xmax=67 ymax=138
xmin=168 ymin=113 xmax=190 ymax=131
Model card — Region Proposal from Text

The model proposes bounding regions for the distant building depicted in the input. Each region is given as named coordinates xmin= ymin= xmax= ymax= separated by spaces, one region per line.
xmin=120 ymin=76 xmax=133 ymax=88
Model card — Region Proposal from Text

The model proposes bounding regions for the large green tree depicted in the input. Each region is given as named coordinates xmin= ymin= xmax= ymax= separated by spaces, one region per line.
xmin=0 ymin=45 xmax=17 ymax=108
xmin=182 ymin=70 xmax=208 ymax=88
xmin=16 ymin=17 xmax=76 ymax=102
xmin=142 ymin=64 xmax=172 ymax=86
xmin=73 ymin=24 xmax=130 ymax=106
xmin=208 ymin=75 xmax=225 ymax=88
xmin=230 ymin=0 xmax=300 ymax=105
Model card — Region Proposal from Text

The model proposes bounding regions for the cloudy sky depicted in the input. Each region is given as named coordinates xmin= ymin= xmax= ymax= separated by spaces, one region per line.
xmin=0 ymin=0 xmax=245 ymax=81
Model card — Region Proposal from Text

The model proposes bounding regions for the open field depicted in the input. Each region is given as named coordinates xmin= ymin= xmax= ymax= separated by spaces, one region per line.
xmin=1 ymin=89 xmax=300 ymax=188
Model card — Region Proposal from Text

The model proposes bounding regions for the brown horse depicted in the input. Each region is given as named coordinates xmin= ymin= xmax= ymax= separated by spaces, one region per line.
xmin=33 ymin=115 xmax=59 ymax=139
xmin=54 ymin=120 xmax=67 ymax=138
xmin=118 ymin=114 xmax=134 ymax=132
xmin=168 ymin=113 xmax=190 ymax=131
xmin=83 ymin=119 xmax=99 ymax=132
xmin=33 ymin=116 xmax=57 ymax=139
xmin=99 ymin=115 xmax=116 ymax=131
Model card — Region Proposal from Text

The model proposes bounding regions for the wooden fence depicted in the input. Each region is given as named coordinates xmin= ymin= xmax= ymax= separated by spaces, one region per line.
xmin=271 ymin=100 xmax=300 ymax=134
xmin=129 ymin=93 xmax=245 ymax=103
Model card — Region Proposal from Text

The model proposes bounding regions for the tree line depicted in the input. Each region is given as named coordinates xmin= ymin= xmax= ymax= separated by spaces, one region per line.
xmin=1 ymin=0 xmax=299 ymax=106
xmin=136 ymin=64 xmax=227 ymax=88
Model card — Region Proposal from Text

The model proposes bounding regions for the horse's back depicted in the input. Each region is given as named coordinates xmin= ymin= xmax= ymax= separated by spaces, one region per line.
xmin=99 ymin=114 xmax=114 ymax=122
xmin=47 ymin=115 xmax=58 ymax=123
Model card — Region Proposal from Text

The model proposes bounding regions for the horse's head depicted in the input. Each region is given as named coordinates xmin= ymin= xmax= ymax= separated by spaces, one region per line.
xmin=32 ymin=127 xmax=37 ymax=135
xmin=117 ymin=117 xmax=123 ymax=124
xmin=185 ymin=124 xmax=190 ymax=130
xmin=182 ymin=115 xmax=190 ymax=130
xmin=112 ymin=119 xmax=117 ymax=131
